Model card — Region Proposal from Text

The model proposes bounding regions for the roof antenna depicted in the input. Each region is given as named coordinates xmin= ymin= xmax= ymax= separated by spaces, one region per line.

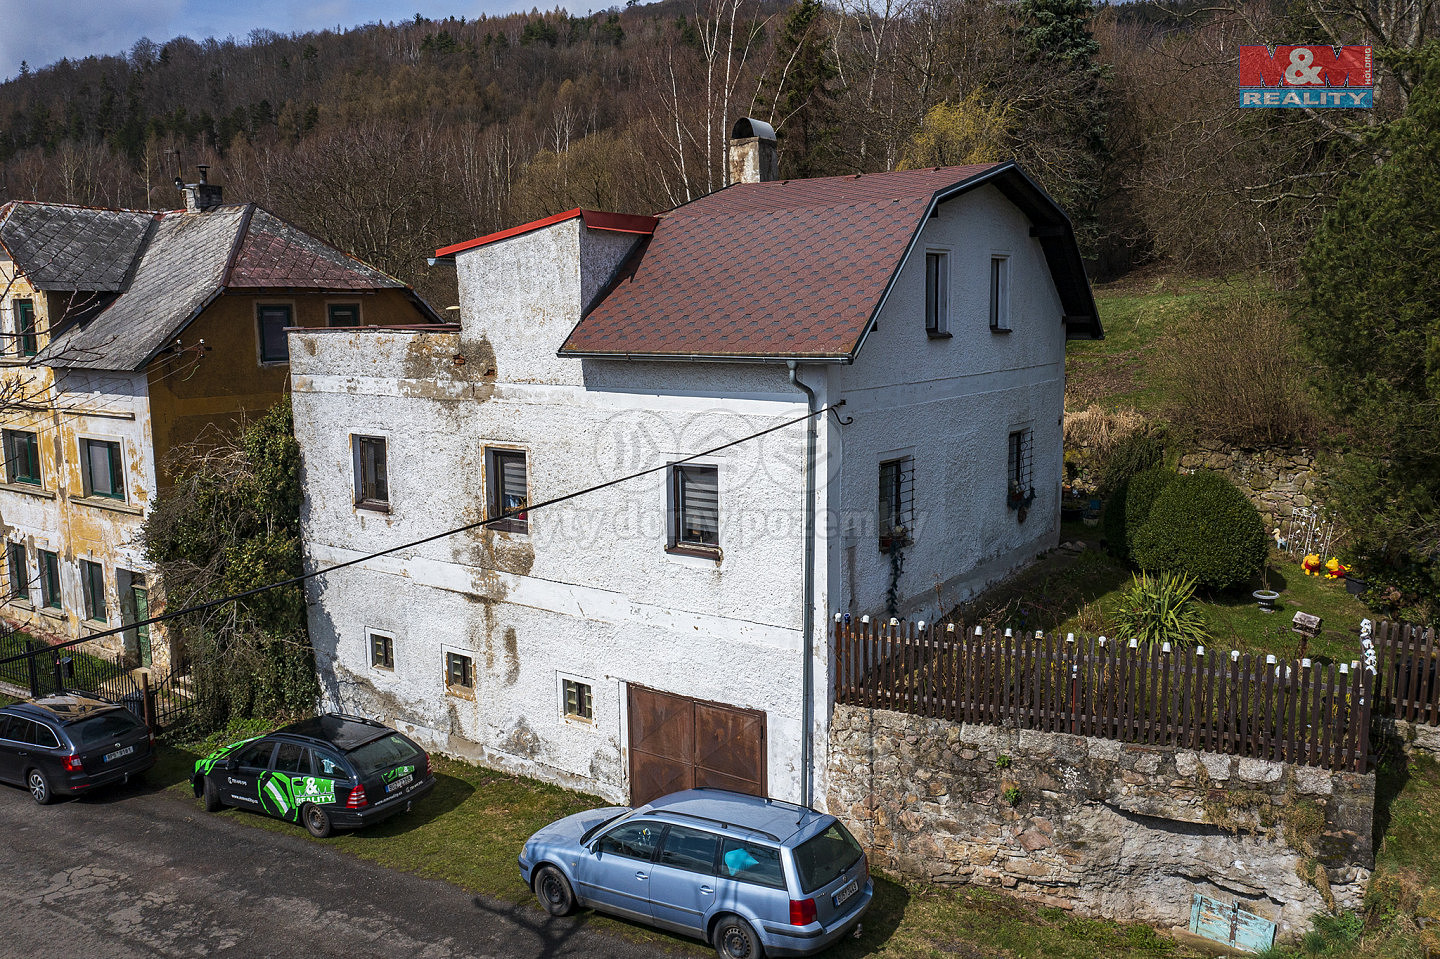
xmin=166 ymin=148 xmax=184 ymax=190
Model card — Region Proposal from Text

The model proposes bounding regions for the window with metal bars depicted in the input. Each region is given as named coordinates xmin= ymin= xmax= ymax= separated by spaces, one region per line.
xmin=1007 ymin=429 xmax=1033 ymax=500
xmin=353 ymin=435 xmax=388 ymax=509
xmin=445 ymin=651 xmax=474 ymax=691
xmin=486 ymin=448 xmax=529 ymax=533
xmin=562 ymin=678 xmax=593 ymax=722
xmin=370 ymin=631 xmax=394 ymax=670
xmin=878 ymin=456 xmax=914 ymax=551
xmin=668 ymin=464 xmax=720 ymax=555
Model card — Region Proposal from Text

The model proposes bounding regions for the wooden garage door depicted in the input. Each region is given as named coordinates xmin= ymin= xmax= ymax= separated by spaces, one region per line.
xmin=627 ymin=685 xmax=766 ymax=807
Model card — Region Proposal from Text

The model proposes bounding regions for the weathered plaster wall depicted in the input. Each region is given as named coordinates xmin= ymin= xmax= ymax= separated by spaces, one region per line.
xmin=829 ymin=183 xmax=1067 ymax=626
xmin=828 ymin=704 xmax=1374 ymax=934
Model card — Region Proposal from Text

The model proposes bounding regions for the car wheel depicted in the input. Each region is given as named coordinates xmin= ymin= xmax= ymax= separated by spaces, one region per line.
xmin=533 ymin=865 xmax=577 ymax=917
xmin=303 ymin=804 xmax=333 ymax=838
xmin=713 ymin=914 xmax=763 ymax=959
xmin=27 ymin=767 xmax=53 ymax=805
xmin=201 ymin=776 xmax=222 ymax=812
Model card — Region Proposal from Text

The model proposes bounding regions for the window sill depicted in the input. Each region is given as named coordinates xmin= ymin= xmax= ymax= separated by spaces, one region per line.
xmin=10 ymin=598 xmax=32 ymax=610
xmin=446 ymin=684 xmax=476 ymax=702
xmin=563 ymin=713 xmax=595 ymax=728
xmin=0 ymin=481 xmax=55 ymax=499
xmin=488 ymin=519 xmax=529 ymax=535
xmin=878 ymin=537 xmax=913 ymax=553
xmin=355 ymin=501 xmax=392 ymax=514
xmin=38 ymin=606 xmax=64 ymax=619
xmin=372 ymin=664 xmax=394 ymax=673
xmin=990 ymin=326 xmax=1012 ymax=335
xmin=665 ymin=544 xmax=722 ymax=562
xmin=78 ymin=496 xmax=142 ymax=516
xmin=926 ymin=329 xmax=953 ymax=340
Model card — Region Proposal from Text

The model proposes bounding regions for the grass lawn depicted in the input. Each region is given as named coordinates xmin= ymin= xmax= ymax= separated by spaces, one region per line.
xmin=146 ymin=729 xmax=1216 ymax=959
xmin=1066 ymin=276 xmax=1265 ymax=412
xmin=956 ymin=521 xmax=1375 ymax=664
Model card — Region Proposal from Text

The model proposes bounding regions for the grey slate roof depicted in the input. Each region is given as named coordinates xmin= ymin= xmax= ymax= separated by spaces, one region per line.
xmin=0 ymin=200 xmax=434 ymax=372
xmin=0 ymin=202 xmax=154 ymax=292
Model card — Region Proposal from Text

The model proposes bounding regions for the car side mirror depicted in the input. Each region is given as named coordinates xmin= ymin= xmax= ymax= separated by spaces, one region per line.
xmin=225 ymin=758 xmax=239 ymax=771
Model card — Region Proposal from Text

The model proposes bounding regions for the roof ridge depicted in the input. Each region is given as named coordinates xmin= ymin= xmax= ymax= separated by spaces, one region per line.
xmin=220 ymin=203 xmax=258 ymax=288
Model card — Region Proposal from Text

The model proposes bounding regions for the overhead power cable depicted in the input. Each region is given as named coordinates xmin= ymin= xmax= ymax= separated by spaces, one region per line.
xmin=0 ymin=401 xmax=844 ymax=667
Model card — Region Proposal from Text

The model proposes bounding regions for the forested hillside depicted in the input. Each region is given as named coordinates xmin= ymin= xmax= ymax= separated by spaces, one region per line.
xmin=0 ymin=0 xmax=1423 ymax=302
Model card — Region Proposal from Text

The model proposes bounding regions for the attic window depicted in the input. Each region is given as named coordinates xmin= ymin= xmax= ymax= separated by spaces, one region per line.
xmin=15 ymin=299 xmax=37 ymax=357
xmin=989 ymin=256 xmax=1011 ymax=331
xmin=925 ymin=252 xmax=950 ymax=337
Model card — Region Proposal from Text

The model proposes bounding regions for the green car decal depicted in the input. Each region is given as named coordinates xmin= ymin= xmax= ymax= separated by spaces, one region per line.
xmin=194 ymin=736 xmax=262 ymax=776
xmin=293 ymin=775 xmax=338 ymax=805
xmin=383 ymin=764 xmax=415 ymax=784
xmin=256 ymin=771 xmax=341 ymax=821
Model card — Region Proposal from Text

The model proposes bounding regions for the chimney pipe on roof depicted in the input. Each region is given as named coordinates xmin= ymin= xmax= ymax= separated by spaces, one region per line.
xmin=179 ymin=166 xmax=223 ymax=213
xmin=728 ymin=117 xmax=778 ymax=185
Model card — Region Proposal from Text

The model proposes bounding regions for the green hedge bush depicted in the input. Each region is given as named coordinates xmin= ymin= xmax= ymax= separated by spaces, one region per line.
xmin=1130 ymin=471 xmax=1268 ymax=590
xmin=1102 ymin=466 xmax=1177 ymax=562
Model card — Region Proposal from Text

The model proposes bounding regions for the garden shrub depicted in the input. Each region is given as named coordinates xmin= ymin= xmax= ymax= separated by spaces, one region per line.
xmin=1102 ymin=466 xmax=1177 ymax=561
xmin=1131 ymin=471 xmax=1268 ymax=590
xmin=1094 ymin=428 xmax=1165 ymax=497
xmin=1111 ymin=571 xmax=1208 ymax=648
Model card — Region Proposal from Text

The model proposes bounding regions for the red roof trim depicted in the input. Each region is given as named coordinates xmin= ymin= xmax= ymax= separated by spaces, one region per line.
xmin=435 ymin=209 xmax=657 ymax=259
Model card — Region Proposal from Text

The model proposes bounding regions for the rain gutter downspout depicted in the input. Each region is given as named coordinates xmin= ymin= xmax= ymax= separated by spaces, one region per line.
xmin=788 ymin=360 xmax=817 ymax=808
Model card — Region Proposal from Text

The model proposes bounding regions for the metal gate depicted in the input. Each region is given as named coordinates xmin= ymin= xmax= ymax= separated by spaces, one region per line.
xmin=626 ymin=685 xmax=766 ymax=807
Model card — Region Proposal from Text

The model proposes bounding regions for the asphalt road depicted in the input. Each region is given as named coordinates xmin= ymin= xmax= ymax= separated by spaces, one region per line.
xmin=0 ymin=776 xmax=679 ymax=959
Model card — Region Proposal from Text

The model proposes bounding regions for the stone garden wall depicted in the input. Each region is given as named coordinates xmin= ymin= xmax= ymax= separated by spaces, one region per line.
xmin=827 ymin=704 xmax=1375 ymax=935
xmin=1176 ymin=443 xmax=1326 ymax=527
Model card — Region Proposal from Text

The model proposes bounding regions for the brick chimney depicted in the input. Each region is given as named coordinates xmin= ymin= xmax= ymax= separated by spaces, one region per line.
xmin=176 ymin=165 xmax=223 ymax=212
xmin=728 ymin=117 xmax=778 ymax=184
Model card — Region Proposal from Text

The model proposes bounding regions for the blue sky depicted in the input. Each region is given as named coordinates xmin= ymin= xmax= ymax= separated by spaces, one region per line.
xmin=0 ymin=0 xmax=555 ymax=81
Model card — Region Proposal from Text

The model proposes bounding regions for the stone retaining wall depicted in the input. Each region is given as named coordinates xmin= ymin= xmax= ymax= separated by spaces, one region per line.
xmin=1176 ymin=443 xmax=1327 ymax=527
xmin=827 ymin=704 xmax=1374 ymax=935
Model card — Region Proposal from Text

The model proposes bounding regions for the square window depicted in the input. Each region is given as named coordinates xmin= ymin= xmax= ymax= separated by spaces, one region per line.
xmin=80 ymin=438 xmax=124 ymax=500
xmin=879 ymin=456 xmax=914 ymax=551
xmin=1008 ymin=429 xmax=1033 ymax=499
xmin=562 ymin=679 xmax=593 ymax=722
xmin=7 ymin=542 xmax=27 ymax=601
xmin=925 ymin=252 xmax=950 ymax=337
xmin=445 ymin=651 xmax=474 ymax=691
xmin=486 ymin=448 xmax=528 ymax=533
xmin=353 ymin=435 xmax=388 ymax=509
xmin=990 ymin=256 xmax=1011 ymax=331
xmin=3 ymin=429 xmax=40 ymax=485
xmin=257 ymin=304 xmax=293 ymax=363
xmin=39 ymin=551 xmax=61 ymax=609
xmin=81 ymin=559 xmax=106 ymax=623
xmin=327 ymin=303 xmax=361 ymax=328
xmin=669 ymin=464 xmax=719 ymax=554
xmin=15 ymin=299 xmax=37 ymax=357
xmin=370 ymin=631 xmax=394 ymax=670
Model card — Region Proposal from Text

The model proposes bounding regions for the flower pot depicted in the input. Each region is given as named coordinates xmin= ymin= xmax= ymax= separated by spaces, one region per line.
xmin=1345 ymin=577 xmax=1368 ymax=596
xmin=1253 ymin=589 xmax=1280 ymax=613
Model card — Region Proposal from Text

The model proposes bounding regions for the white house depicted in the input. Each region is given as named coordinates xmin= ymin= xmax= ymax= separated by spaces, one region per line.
xmin=290 ymin=121 xmax=1101 ymax=808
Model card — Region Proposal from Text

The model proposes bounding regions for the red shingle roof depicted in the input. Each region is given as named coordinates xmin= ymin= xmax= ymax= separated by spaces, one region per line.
xmin=560 ymin=163 xmax=1101 ymax=359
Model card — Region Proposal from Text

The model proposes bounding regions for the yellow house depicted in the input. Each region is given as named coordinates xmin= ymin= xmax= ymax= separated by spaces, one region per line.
xmin=0 ymin=181 xmax=441 ymax=671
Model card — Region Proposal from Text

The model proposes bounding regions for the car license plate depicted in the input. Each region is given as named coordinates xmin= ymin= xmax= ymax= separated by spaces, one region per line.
xmin=386 ymin=774 xmax=413 ymax=793
xmin=834 ymin=879 xmax=859 ymax=908
xmin=104 ymin=745 xmax=135 ymax=763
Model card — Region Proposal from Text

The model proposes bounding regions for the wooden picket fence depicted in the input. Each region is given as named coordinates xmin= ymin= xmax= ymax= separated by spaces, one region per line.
xmin=833 ymin=620 xmax=1373 ymax=772
xmin=1371 ymin=620 xmax=1440 ymax=725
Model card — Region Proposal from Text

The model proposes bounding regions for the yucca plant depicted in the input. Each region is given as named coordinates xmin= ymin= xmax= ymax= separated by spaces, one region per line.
xmin=1112 ymin=571 xmax=1209 ymax=648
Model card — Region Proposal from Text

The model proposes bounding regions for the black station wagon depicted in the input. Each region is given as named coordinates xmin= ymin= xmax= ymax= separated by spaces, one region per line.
xmin=0 ymin=693 xmax=156 ymax=804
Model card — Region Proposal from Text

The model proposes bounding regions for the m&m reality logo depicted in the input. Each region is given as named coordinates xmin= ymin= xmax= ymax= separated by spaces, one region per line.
xmin=1239 ymin=45 xmax=1373 ymax=108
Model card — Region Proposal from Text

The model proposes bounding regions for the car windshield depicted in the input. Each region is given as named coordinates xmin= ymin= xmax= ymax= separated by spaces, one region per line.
xmin=793 ymin=821 xmax=864 ymax=894
xmin=346 ymin=733 xmax=420 ymax=777
xmin=68 ymin=710 xmax=142 ymax=745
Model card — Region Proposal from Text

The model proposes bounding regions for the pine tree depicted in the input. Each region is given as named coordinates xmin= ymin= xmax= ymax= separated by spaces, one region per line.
xmin=769 ymin=0 xmax=839 ymax=178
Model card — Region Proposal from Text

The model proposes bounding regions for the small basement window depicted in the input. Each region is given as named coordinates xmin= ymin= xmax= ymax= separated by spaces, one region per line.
xmin=353 ymin=435 xmax=389 ymax=510
xmin=370 ymin=631 xmax=394 ymax=670
xmin=562 ymin=679 xmax=593 ymax=722
xmin=445 ymin=651 xmax=475 ymax=691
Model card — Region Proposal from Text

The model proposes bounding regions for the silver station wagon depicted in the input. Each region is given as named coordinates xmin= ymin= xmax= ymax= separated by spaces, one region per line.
xmin=519 ymin=788 xmax=872 ymax=958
